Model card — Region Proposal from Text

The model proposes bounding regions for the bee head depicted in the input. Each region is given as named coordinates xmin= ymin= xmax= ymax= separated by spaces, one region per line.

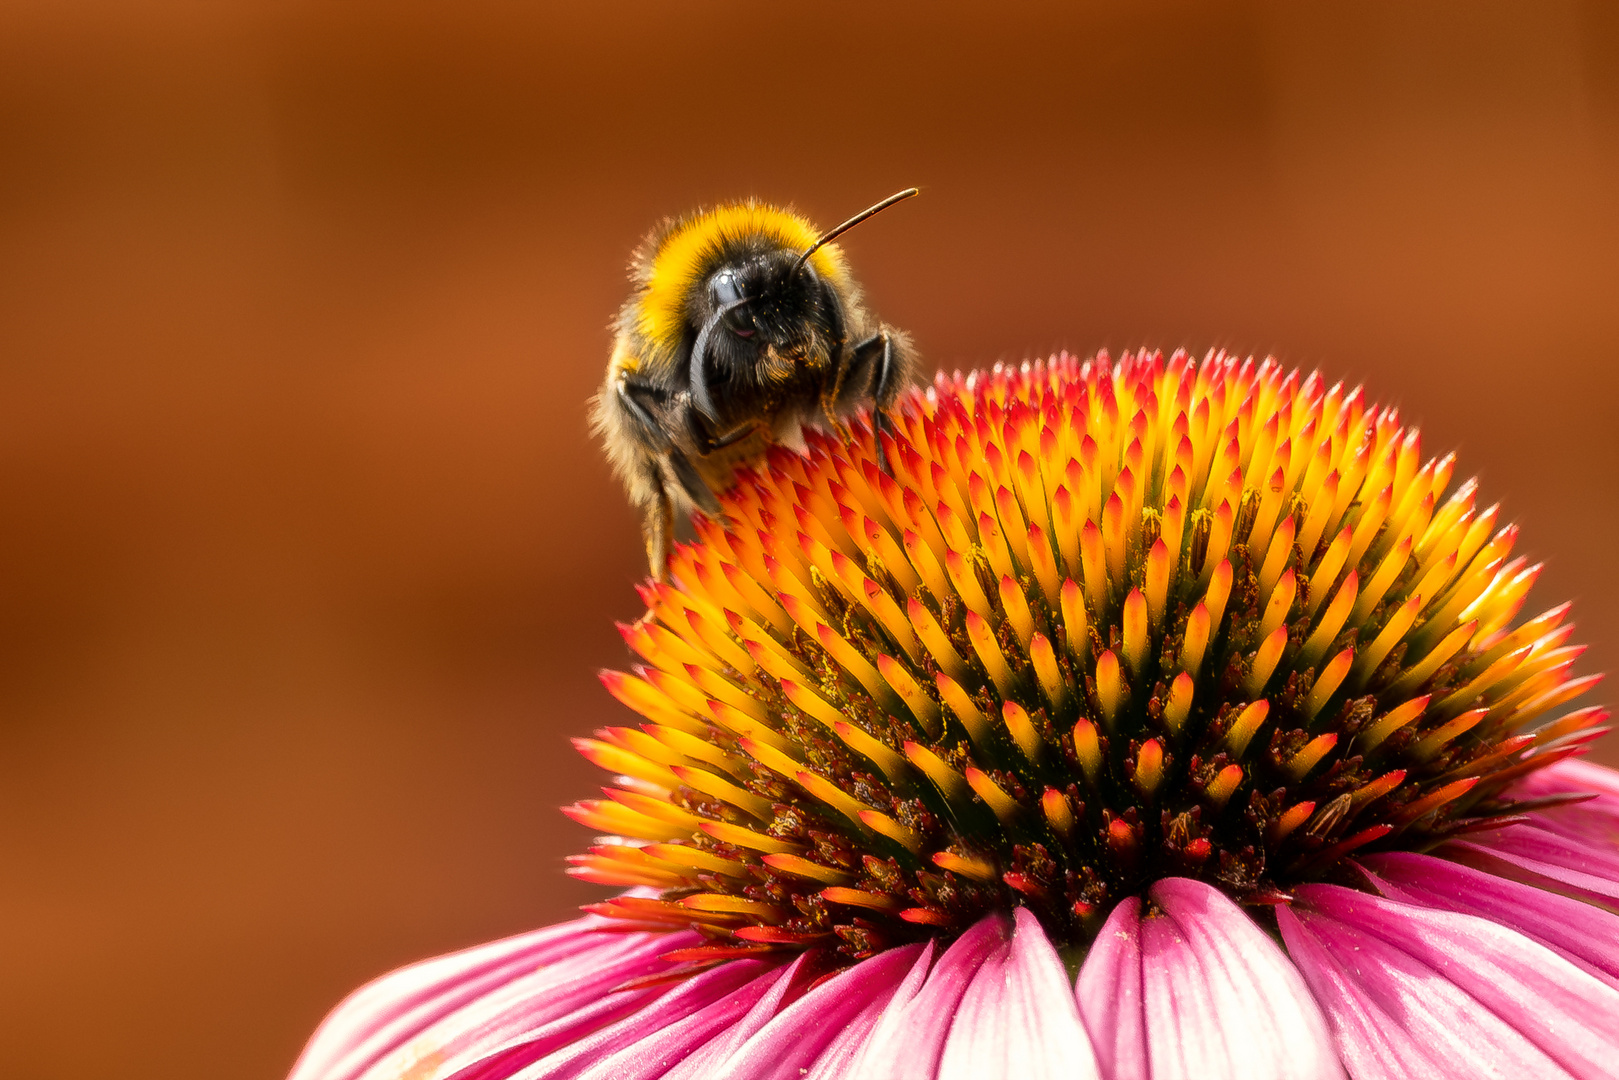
xmin=687 ymin=188 xmax=918 ymax=422
xmin=700 ymin=250 xmax=835 ymax=364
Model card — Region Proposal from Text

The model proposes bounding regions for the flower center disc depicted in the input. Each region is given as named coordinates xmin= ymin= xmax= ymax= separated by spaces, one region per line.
xmin=568 ymin=350 xmax=1599 ymax=968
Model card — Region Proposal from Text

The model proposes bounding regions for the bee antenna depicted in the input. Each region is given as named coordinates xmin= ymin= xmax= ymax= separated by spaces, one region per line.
xmin=791 ymin=187 xmax=920 ymax=279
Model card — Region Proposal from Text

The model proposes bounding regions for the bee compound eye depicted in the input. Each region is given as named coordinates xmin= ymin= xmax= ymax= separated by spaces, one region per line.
xmin=709 ymin=271 xmax=744 ymax=307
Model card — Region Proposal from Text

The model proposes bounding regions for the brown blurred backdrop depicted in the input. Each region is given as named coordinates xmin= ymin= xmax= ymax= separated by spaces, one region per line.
xmin=1 ymin=2 xmax=1616 ymax=1077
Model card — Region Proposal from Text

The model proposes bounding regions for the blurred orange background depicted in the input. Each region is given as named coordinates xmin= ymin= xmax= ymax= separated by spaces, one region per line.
xmin=1 ymin=2 xmax=1615 ymax=1077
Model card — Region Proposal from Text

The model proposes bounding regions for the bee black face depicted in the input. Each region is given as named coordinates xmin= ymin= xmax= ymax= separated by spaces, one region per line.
xmin=695 ymin=251 xmax=843 ymax=382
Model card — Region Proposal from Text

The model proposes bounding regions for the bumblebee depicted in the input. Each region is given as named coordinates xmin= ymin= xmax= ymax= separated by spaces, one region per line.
xmin=593 ymin=188 xmax=919 ymax=580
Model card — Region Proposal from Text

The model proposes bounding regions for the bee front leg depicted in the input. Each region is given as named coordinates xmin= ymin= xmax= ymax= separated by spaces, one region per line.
xmin=616 ymin=375 xmax=675 ymax=452
xmin=844 ymin=331 xmax=902 ymax=474
xmin=640 ymin=465 xmax=675 ymax=583
xmin=617 ymin=375 xmax=719 ymax=581
xmin=664 ymin=447 xmax=723 ymax=517
xmin=686 ymin=407 xmax=760 ymax=455
xmin=816 ymin=353 xmax=855 ymax=447
xmin=818 ymin=391 xmax=855 ymax=446
xmin=607 ymin=375 xmax=677 ymax=580
xmin=617 ymin=376 xmax=724 ymax=559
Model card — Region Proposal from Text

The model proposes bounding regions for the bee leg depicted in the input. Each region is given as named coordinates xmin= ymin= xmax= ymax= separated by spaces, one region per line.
xmin=818 ymin=368 xmax=856 ymax=447
xmin=641 ymin=470 xmax=675 ymax=583
xmin=819 ymin=398 xmax=855 ymax=446
xmin=614 ymin=377 xmax=694 ymax=580
xmin=846 ymin=332 xmax=898 ymax=474
xmin=687 ymin=407 xmax=759 ymax=455
xmin=666 ymin=447 xmax=723 ymax=517
xmin=616 ymin=375 xmax=674 ymax=453
xmin=707 ymin=423 xmax=758 ymax=450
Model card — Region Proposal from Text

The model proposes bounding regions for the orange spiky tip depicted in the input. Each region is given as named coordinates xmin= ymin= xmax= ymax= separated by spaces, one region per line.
xmin=570 ymin=349 xmax=1604 ymax=964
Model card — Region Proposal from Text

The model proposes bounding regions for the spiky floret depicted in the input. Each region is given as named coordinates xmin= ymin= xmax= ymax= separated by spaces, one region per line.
xmin=567 ymin=349 xmax=1606 ymax=969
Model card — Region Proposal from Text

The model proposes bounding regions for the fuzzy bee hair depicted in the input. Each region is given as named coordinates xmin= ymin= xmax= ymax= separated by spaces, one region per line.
xmin=593 ymin=193 xmax=917 ymax=579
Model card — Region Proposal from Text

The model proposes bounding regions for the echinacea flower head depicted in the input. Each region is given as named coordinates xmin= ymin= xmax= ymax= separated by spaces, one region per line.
xmin=291 ymin=351 xmax=1619 ymax=1080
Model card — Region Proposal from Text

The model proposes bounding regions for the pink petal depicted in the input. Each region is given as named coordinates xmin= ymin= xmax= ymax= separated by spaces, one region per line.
xmin=1278 ymin=903 xmax=1549 ymax=1080
xmin=496 ymin=957 xmax=778 ymax=1080
xmin=851 ymin=913 xmax=1009 ymax=1079
xmin=306 ymin=924 xmax=693 ymax=1080
xmin=436 ymin=989 xmax=661 ymax=1080
xmin=656 ymin=953 xmax=814 ymax=1080
xmin=1531 ymin=806 xmax=1619 ymax=853
xmin=1506 ymin=760 xmax=1619 ymax=851
xmin=702 ymin=943 xmax=928 ymax=1080
xmin=1449 ymin=823 xmax=1619 ymax=907
xmin=1297 ymin=882 xmax=1619 ymax=1079
xmin=1514 ymin=759 xmax=1619 ymax=806
xmin=390 ymin=935 xmax=692 ymax=1080
xmin=1074 ymin=896 xmax=1147 ymax=1080
xmin=572 ymin=959 xmax=795 ymax=1080
xmin=936 ymin=908 xmax=1101 ymax=1080
xmin=1141 ymin=878 xmax=1342 ymax=1080
xmin=1363 ymin=851 xmax=1619 ymax=989
xmin=289 ymin=917 xmax=653 ymax=1080
xmin=803 ymin=944 xmax=934 ymax=1080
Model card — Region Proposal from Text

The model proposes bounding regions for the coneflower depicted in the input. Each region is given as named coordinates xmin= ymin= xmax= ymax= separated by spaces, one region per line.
xmin=290 ymin=351 xmax=1619 ymax=1080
